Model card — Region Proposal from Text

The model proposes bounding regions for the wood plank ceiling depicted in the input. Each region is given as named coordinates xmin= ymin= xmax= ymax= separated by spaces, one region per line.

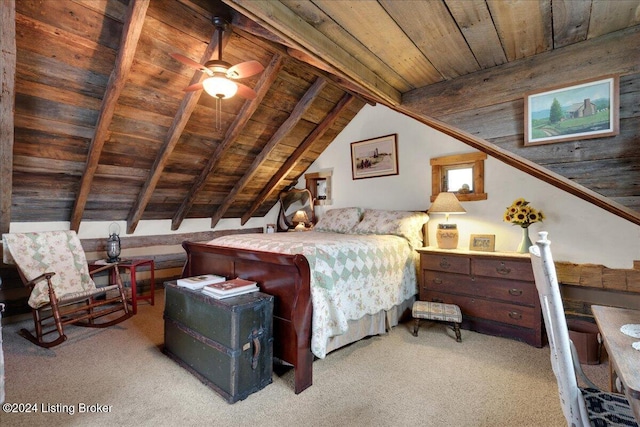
xmin=1 ymin=0 xmax=640 ymax=234
xmin=1 ymin=0 xmax=364 ymax=234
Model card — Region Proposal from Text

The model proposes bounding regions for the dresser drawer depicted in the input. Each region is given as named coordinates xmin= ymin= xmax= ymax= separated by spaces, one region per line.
xmin=417 ymin=248 xmax=543 ymax=347
xmin=472 ymin=258 xmax=534 ymax=281
xmin=422 ymin=272 xmax=537 ymax=306
xmin=421 ymin=291 xmax=537 ymax=328
xmin=421 ymin=254 xmax=470 ymax=274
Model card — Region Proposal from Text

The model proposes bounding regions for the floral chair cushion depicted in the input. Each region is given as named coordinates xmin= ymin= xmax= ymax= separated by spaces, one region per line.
xmin=2 ymin=231 xmax=96 ymax=309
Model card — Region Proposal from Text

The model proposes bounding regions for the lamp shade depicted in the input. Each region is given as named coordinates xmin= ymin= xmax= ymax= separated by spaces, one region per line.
xmin=292 ymin=210 xmax=308 ymax=231
xmin=428 ymin=192 xmax=466 ymax=218
xmin=292 ymin=210 xmax=308 ymax=223
xmin=202 ymin=76 xmax=238 ymax=99
xmin=428 ymin=192 xmax=466 ymax=249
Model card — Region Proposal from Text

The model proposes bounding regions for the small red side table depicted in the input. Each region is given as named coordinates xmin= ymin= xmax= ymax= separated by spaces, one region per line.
xmin=89 ymin=258 xmax=155 ymax=314
xmin=116 ymin=259 xmax=155 ymax=314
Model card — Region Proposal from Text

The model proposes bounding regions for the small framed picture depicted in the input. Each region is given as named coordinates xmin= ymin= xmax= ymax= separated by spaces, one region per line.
xmin=469 ymin=234 xmax=495 ymax=252
xmin=350 ymin=134 xmax=399 ymax=180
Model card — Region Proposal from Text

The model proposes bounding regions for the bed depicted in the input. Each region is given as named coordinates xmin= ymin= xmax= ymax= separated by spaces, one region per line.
xmin=180 ymin=207 xmax=428 ymax=394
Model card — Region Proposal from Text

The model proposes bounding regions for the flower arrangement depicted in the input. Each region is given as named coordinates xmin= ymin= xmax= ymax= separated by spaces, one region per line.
xmin=503 ymin=198 xmax=544 ymax=228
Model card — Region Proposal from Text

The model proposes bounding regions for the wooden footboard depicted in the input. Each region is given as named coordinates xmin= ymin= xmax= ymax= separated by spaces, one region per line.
xmin=181 ymin=241 xmax=313 ymax=394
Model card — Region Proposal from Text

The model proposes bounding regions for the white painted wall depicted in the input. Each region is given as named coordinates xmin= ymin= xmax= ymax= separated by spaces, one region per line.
xmin=304 ymin=104 xmax=640 ymax=269
xmin=9 ymin=210 xmax=279 ymax=239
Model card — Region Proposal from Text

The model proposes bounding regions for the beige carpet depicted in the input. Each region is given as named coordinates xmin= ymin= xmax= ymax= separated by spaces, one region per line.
xmin=1 ymin=290 xmax=609 ymax=427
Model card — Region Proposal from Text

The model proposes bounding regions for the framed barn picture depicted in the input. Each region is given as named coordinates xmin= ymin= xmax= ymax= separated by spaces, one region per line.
xmin=524 ymin=75 xmax=619 ymax=146
xmin=350 ymin=134 xmax=399 ymax=180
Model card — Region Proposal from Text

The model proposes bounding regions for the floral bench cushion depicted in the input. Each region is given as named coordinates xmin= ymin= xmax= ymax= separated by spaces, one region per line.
xmin=2 ymin=231 xmax=96 ymax=309
xmin=412 ymin=301 xmax=462 ymax=323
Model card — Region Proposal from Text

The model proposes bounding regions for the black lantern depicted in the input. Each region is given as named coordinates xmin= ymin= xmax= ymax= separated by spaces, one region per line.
xmin=106 ymin=222 xmax=121 ymax=262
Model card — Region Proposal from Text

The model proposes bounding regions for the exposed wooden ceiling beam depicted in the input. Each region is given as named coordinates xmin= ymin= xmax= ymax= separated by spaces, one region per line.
xmin=240 ymin=93 xmax=355 ymax=225
xmin=210 ymin=76 xmax=327 ymax=228
xmin=171 ymin=53 xmax=284 ymax=231
xmin=403 ymin=26 xmax=640 ymax=118
xmin=230 ymin=21 xmax=377 ymax=107
xmin=223 ymin=0 xmax=400 ymax=106
xmin=126 ymin=27 xmax=227 ymax=234
xmin=69 ymin=0 xmax=150 ymax=232
xmin=0 ymin=0 xmax=16 ymax=236
xmin=232 ymin=13 xmax=377 ymax=105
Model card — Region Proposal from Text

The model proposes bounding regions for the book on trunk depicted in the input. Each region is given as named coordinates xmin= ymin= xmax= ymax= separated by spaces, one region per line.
xmin=177 ymin=274 xmax=226 ymax=290
xmin=201 ymin=278 xmax=258 ymax=299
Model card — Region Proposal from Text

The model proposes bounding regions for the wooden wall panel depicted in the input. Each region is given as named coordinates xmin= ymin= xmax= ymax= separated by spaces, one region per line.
xmin=402 ymin=26 xmax=640 ymax=223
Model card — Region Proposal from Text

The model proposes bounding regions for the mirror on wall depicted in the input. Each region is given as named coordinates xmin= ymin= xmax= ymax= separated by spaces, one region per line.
xmin=278 ymin=189 xmax=315 ymax=231
xmin=305 ymin=169 xmax=333 ymax=206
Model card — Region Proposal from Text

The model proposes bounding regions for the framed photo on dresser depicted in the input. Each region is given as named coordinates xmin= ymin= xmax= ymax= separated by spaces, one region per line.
xmin=469 ymin=234 xmax=495 ymax=252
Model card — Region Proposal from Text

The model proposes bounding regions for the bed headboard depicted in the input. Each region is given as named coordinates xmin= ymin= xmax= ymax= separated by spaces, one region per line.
xmin=422 ymin=222 xmax=429 ymax=247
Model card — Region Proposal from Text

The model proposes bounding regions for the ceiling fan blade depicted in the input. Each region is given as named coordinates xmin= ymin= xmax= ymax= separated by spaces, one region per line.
xmin=170 ymin=53 xmax=212 ymax=76
xmin=235 ymin=82 xmax=257 ymax=100
xmin=183 ymin=82 xmax=204 ymax=92
xmin=226 ymin=60 xmax=264 ymax=79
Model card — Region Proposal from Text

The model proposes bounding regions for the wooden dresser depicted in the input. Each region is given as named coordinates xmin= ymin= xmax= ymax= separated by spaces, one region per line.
xmin=416 ymin=247 xmax=543 ymax=347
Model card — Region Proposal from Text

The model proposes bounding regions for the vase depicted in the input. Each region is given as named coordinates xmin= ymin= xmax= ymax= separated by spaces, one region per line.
xmin=517 ymin=226 xmax=533 ymax=253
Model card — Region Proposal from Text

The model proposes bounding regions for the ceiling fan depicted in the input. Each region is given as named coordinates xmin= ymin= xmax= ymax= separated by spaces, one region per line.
xmin=171 ymin=16 xmax=264 ymax=100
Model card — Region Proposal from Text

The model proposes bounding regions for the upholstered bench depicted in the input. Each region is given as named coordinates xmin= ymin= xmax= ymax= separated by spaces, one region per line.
xmin=412 ymin=301 xmax=462 ymax=342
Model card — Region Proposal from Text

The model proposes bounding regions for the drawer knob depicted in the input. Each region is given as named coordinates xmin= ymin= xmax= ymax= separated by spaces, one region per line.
xmin=496 ymin=263 xmax=511 ymax=275
xmin=439 ymin=259 xmax=451 ymax=269
xmin=433 ymin=278 xmax=443 ymax=284
xmin=508 ymin=311 xmax=522 ymax=320
xmin=509 ymin=288 xmax=523 ymax=296
xmin=432 ymin=298 xmax=444 ymax=303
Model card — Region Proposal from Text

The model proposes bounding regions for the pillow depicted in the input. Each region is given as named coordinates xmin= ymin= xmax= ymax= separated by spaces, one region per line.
xmin=314 ymin=207 xmax=363 ymax=233
xmin=353 ymin=209 xmax=429 ymax=247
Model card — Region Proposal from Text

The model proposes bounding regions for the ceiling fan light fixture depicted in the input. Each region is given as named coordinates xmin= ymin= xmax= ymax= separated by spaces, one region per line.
xmin=202 ymin=76 xmax=237 ymax=99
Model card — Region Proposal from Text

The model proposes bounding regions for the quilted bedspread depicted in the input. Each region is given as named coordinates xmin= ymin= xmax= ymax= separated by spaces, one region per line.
xmin=208 ymin=231 xmax=418 ymax=358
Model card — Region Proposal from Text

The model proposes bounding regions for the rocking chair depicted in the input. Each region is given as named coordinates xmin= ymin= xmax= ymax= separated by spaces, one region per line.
xmin=2 ymin=230 xmax=131 ymax=348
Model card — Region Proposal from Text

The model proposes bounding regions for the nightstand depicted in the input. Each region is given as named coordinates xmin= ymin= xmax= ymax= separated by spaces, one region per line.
xmin=89 ymin=258 xmax=155 ymax=314
xmin=416 ymin=247 xmax=543 ymax=347
xmin=117 ymin=259 xmax=155 ymax=314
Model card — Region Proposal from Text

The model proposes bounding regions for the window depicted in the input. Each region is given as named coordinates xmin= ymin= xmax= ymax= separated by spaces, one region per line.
xmin=444 ymin=165 xmax=473 ymax=192
xmin=430 ymin=152 xmax=487 ymax=202
xmin=305 ymin=169 xmax=333 ymax=206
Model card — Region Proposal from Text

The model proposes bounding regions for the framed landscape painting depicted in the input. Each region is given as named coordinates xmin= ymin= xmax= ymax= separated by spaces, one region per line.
xmin=524 ymin=75 xmax=619 ymax=146
xmin=350 ymin=134 xmax=399 ymax=179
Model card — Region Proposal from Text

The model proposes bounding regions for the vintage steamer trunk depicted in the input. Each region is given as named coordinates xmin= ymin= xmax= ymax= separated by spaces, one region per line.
xmin=163 ymin=282 xmax=274 ymax=403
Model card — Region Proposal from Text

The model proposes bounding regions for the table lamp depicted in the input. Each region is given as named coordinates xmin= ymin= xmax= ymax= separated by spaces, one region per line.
xmin=292 ymin=210 xmax=309 ymax=231
xmin=428 ymin=192 xmax=466 ymax=249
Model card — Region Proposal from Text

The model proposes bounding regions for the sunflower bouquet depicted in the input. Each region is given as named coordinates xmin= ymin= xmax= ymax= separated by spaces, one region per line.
xmin=503 ymin=198 xmax=544 ymax=228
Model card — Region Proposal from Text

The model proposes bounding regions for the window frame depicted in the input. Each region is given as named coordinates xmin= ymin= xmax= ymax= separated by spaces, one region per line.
xmin=430 ymin=152 xmax=488 ymax=202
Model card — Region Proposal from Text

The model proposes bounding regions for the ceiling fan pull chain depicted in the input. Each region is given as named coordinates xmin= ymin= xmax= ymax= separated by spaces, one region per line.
xmin=215 ymin=97 xmax=222 ymax=131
